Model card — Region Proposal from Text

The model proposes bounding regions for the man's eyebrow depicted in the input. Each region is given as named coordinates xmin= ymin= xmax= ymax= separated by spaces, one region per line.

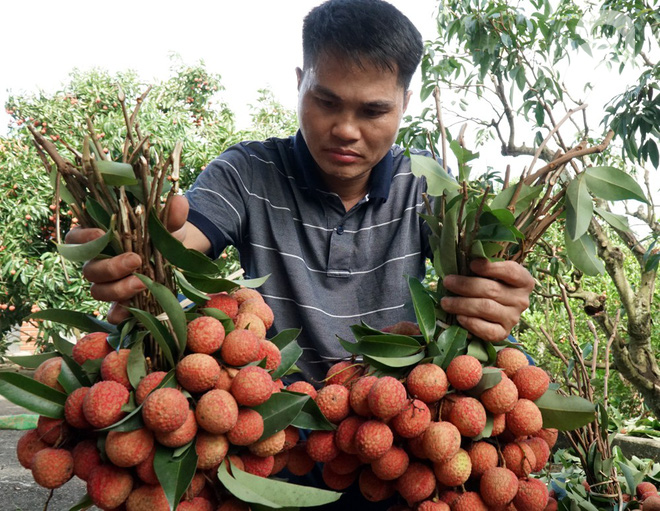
xmin=312 ymin=85 xmax=395 ymax=108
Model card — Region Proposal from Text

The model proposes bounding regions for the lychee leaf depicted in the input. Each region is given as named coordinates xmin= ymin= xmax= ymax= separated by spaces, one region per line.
xmin=337 ymin=336 xmax=361 ymax=355
xmin=290 ymin=396 xmax=335 ymax=431
xmin=0 ymin=372 xmax=66 ymax=418
xmin=363 ymin=351 xmax=425 ymax=368
xmin=127 ymin=340 xmax=147 ymax=389
xmin=472 ymin=414 xmax=494 ymax=441
xmin=95 ymin=160 xmax=139 ymax=186
xmin=58 ymin=354 xmax=92 ymax=392
xmin=55 ymin=216 xmax=115 ymax=262
xmin=355 ymin=335 xmax=422 ymax=358
xmin=135 ymin=274 xmax=187 ymax=355
xmin=68 ymin=493 xmax=94 ymax=511
xmin=534 ymin=390 xmax=596 ymax=431
xmin=183 ymin=273 xmax=241 ymax=293
xmin=271 ymin=341 xmax=303 ymax=381
xmin=584 ymin=165 xmax=648 ymax=203
xmin=28 ymin=309 xmax=116 ymax=334
xmin=174 ymin=269 xmax=211 ymax=304
xmin=201 ymin=308 xmax=235 ymax=334
xmin=253 ymin=391 xmax=310 ymax=440
xmin=467 ymin=367 xmax=503 ymax=397
xmin=218 ymin=461 xmax=342 ymax=508
xmin=407 ymin=276 xmax=436 ymax=342
xmin=5 ymin=352 xmax=58 ymax=370
xmin=431 ymin=326 xmax=468 ymax=368
xmin=270 ymin=328 xmax=302 ymax=350
xmin=126 ymin=308 xmax=176 ymax=368
xmin=154 ymin=442 xmax=197 ymax=510
xmin=232 ymin=275 xmax=271 ymax=288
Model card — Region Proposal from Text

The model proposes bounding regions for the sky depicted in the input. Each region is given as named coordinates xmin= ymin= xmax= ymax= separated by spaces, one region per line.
xmin=0 ymin=0 xmax=438 ymax=132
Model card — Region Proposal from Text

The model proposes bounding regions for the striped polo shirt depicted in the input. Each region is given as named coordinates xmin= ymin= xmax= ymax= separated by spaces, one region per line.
xmin=186 ymin=131 xmax=432 ymax=382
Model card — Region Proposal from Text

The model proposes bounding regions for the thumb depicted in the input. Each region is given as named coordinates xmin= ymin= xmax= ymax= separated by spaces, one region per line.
xmin=166 ymin=195 xmax=189 ymax=234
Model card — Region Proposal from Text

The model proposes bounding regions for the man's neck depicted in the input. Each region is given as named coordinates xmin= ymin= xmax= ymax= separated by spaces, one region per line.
xmin=322 ymin=173 xmax=370 ymax=212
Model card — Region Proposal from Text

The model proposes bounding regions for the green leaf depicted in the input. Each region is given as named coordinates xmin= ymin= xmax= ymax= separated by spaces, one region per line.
xmin=270 ymin=340 xmax=304 ymax=381
xmin=534 ymin=390 xmax=596 ymax=431
xmin=135 ymin=274 xmax=187 ymax=356
xmin=357 ymin=334 xmax=423 ymax=358
xmin=68 ymin=494 xmax=95 ymax=511
xmin=270 ymin=329 xmax=302 ymax=350
xmin=594 ymin=207 xmax=630 ymax=232
xmin=149 ymin=212 xmax=222 ymax=274
xmin=6 ymin=352 xmax=58 ymax=370
xmin=183 ymin=273 xmax=242 ymax=293
xmin=174 ymin=269 xmax=210 ymax=304
xmin=491 ymin=183 xmax=543 ymax=217
xmin=565 ymin=175 xmax=593 ymax=241
xmin=410 ymin=154 xmax=461 ymax=197
xmin=59 ymin=355 xmax=92 ymax=392
xmin=584 ymin=166 xmax=648 ymax=203
xmin=232 ymin=275 xmax=270 ymax=289
xmin=49 ymin=169 xmax=76 ymax=205
xmin=439 ymin=202 xmax=459 ymax=277
xmin=29 ymin=309 xmax=117 ymax=334
xmin=217 ymin=462 xmax=342 ymax=508
xmin=52 ymin=332 xmax=75 ymax=357
xmin=431 ymin=326 xmax=468 ymax=368
xmin=476 ymin=223 xmax=520 ymax=243
xmin=55 ymin=217 xmax=116 ymax=262
xmin=363 ymin=351 xmax=425 ymax=368
xmin=407 ymin=276 xmax=436 ymax=343
xmin=85 ymin=197 xmax=112 ymax=229
xmin=565 ymin=232 xmax=605 ymax=276
xmin=290 ymin=395 xmax=336 ymax=431
xmin=472 ymin=414 xmax=494 ymax=441
xmin=0 ymin=372 xmax=66 ymax=418
xmin=468 ymin=367 xmax=503 ymax=396
xmin=154 ymin=442 xmax=198 ymax=510
xmin=127 ymin=308 xmax=176 ymax=368
xmin=127 ymin=340 xmax=148 ymax=390
xmin=96 ymin=160 xmax=139 ymax=186
xmin=253 ymin=392 xmax=310 ymax=440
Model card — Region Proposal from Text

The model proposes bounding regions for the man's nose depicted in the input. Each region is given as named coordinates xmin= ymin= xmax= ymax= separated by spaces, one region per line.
xmin=331 ymin=112 xmax=360 ymax=141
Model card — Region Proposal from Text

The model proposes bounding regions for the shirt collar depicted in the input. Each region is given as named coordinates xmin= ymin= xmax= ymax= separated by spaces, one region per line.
xmin=292 ymin=130 xmax=394 ymax=203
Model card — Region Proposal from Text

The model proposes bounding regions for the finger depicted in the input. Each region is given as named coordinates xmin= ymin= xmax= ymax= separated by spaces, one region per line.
xmin=64 ymin=227 xmax=105 ymax=245
xmin=443 ymin=275 xmax=529 ymax=309
xmin=441 ymin=296 xmax=515 ymax=327
xmin=166 ymin=195 xmax=189 ymax=237
xmin=89 ymin=275 xmax=146 ymax=303
xmin=107 ymin=301 xmax=131 ymax=325
xmin=454 ymin=314 xmax=509 ymax=343
xmin=82 ymin=253 xmax=142 ymax=284
xmin=469 ymin=259 xmax=535 ymax=291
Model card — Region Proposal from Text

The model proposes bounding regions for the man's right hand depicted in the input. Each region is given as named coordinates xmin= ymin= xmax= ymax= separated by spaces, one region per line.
xmin=66 ymin=195 xmax=209 ymax=324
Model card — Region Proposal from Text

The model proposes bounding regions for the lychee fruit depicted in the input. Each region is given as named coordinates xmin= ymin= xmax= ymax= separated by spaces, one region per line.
xmin=467 ymin=441 xmax=498 ymax=479
xmin=506 ymin=398 xmax=543 ymax=437
xmin=248 ymin=429 xmax=286 ymax=457
xmin=176 ymin=353 xmax=221 ymax=393
xmin=433 ymin=448 xmax=471 ymax=487
xmin=227 ymin=408 xmax=264 ymax=446
xmin=221 ymin=328 xmax=260 ymax=366
xmin=287 ymin=443 xmax=316 ymax=476
xmin=327 ymin=451 xmax=362 ymax=475
xmin=142 ymin=387 xmax=189 ymax=433
xmin=135 ymin=448 xmax=159 ymax=485
xmin=359 ymin=467 xmax=395 ymax=502
xmin=512 ymin=365 xmax=550 ymax=401
xmin=492 ymin=412 xmax=506 ymax=436
xmin=125 ymin=483 xmax=169 ymax=510
xmin=367 ymin=376 xmax=407 ymax=419
xmin=422 ymin=421 xmax=461 ymax=463
xmin=230 ymin=287 xmax=264 ymax=306
xmin=156 ymin=408 xmax=198 ymax=448
xmin=644 ymin=495 xmax=660 ymax=511
xmin=230 ymin=365 xmax=274 ymax=406
xmin=513 ymin=477 xmax=550 ymax=511
xmin=305 ymin=430 xmax=339 ymax=463
xmin=637 ymin=482 xmax=659 ymax=500
xmin=282 ymin=425 xmax=300 ymax=450
xmin=72 ymin=331 xmax=112 ymax=365
xmin=371 ymin=445 xmax=409 ymax=480
xmin=448 ymin=396 xmax=487 ymax=437
xmin=36 ymin=415 xmax=68 ymax=445
xmin=83 ymin=380 xmax=130 ymax=428
xmin=105 ymin=427 xmax=154 ymax=467
xmin=446 ymin=355 xmax=482 ymax=390
xmin=178 ymin=496 xmax=214 ymax=511
xmin=480 ymin=467 xmax=519 ymax=508
xmin=322 ymin=463 xmax=358 ymax=490
xmin=451 ymin=492 xmax=488 ymax=511
xmin=135 ymin=371 xmax=167 ymax=405
xmin=381 ymin=320 xmax=421 ymax=335
xmin=33 ymin=357 xmax=65 ymax=392
xmin=238 ymin=298 xmax=274 ymax=329
xmin=215 ymin=365 xmax=238 ymax=391
xmin=335 ymin=415 xmax=366 ymax=454
xmin=502 ymin=441 xmax=537 ymax=478
xmin=100 ymin=348 xmax=132 ymax=389
xmin=524 ymin=436 xmax=551 ymax=472
xmin=325 ymin=360 xmax=363 ymax=387
xmin=480 ymin=372 xmax=519 ymax=414
xmin=316 ymin=384 xmax=351 ymax=423
xmin=496 ymin=347 xmax=529 ymax=377
xmin=406 ymin=363 xmax=448 ymax=403
xmin=72 ymin=439 xmax=102 ymax=481
xmin=187 ymin=315 xmax=225 ymax=354
xmin=87 ymin=464 xmax=134 ymax=510
xmin=196 ymin=431 xmax=229 ymax=470
xmin=234 ymin=312 xmax=266 ymax=339
xmin=195 ymin=389 xmax=239 ymax=434
xmin=534 ymin=427 xmax=559 ymax=449
xmin=205 ymin=291 xmax=239 ymax=319
xmin=349 ymin=375 xmax=378 ymax=416
xmin=417 ymin=500 xmax=449 ymax=511
xmin=355 ymin=420 xmax=393 ymax=461
xmin=286 ymin=380 xmax=317 ymax=399
xmin=30 ymin=447 xmax=73 ymax=489
xmin=395 ymin=462 xmax=436 ymax=505
xmin=391 ymin=398 xmax=431 ymax=438
xmin=241 ymin=452 xmax=274 ymax=477
xmin=258 ymin=340 xmax=282 ymax=371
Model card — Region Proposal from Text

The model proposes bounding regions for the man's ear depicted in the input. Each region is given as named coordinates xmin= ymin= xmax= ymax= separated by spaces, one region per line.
xmin=296 ymin=67 xmax=304 ymax=91
xmin=403 ymin=89 xmax=413 ymax=113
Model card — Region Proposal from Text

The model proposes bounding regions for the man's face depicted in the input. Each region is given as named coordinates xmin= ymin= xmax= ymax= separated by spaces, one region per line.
xmin=297 ymin=54 xmax=411 ymax=191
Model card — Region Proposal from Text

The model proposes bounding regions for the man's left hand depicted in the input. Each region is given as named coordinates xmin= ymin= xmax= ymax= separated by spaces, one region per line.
xmin=440 ymin=259 xmax=535 ymax=342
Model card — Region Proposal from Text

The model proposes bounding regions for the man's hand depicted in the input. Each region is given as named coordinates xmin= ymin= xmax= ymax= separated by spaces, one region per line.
xmin=440 ymin=259 xmax=535 ymax=342
xmin=66 ymin=195 xmax=200 ymax=324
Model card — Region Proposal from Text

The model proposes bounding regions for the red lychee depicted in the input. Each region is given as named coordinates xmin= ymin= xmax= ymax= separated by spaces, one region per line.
xmin=467 ymin=441 xmax=499 ymax=479
xmin=446 ymin=355 xmax=482 ymax=390
xmin=187 ymin=315 xmax=225 ymax=354
xmin=105 ymin=427 xmax=154 ymax=467
xmin=451 ymin=492 xmax=488 ymax=511
xmin=449 ymin=396 xmax=487 ymax=437
xmin=359 ymin=467 xmax=395 ymax=502
xmin=315 ymin=384 xmax=351 ymax=423
xmin=240 ymin=452 xmax=275 ymax=477
xmin=230 ymin=365 xmax=274 ymax=407
xmin=36 ymin=415 xmax=68 ymax=445
xmin=72 ymin=331 xmax=112 ymax=365
xmin=496 ymin=347 xmax=529 ymax=377
xmin=502 ymin=441 xmax=537 ymax=478
xmin=234 ymin=312 xmax=267 ymax=339
xmin=524 ymin=436 xmax=551 ymax=472
xmin=433 ymin=448 xmax=471 ymax=487
xmin=406 ymin=363 xmax=448 ymax=403
xmin=33 ymin=357 xmax=65 ymax=392
xmin=395 ymin=462 xmax=436 ymax=505
xmin=196 ymin=431 xmax=229 ymax=470
xmin=136 ymin=448 xmax=159 ymax=485
xmin=141 ymin=387 xmax=189 ymax=433
xmin=227 ymin=408 xmax=264 ymax=446
xmin=512 ymin=365 xmax=550 ymax=401
xmin=367 ymin=376 xmax=407 ymax=419
xmin=335 ymin=415 xmax=366 ymax=454
xmin=349 ymin=375 xmax=378 ymax=416
xmin=30 ymin=447 xmax=73 ymax=489
xmin=196 ymin=389 xmax=239 ymax=434
xmin=534 ymin=428 xmax=559 ymax=449
xmin=287 ymin=443 xmax=315 ymax=476
xmin=72 ymin=439 xmax=102 ymax=481
xmin=125 ymin=483 xmax=169 ymax=510
xmin=507 ymin=398 xmax=544 ymax=437
xmin=258 ymin=340 xmax=282 ymax=371
xmin=355 ymin=420 xmax=394 ymax=461
xmin=327 ymin=451 xmax=362 ymax=475
xmin=205 ymin=291 xmax=239 ymax=320
xmin=87 ymin=464 xmax=134 ymax=510
xmin=221 ymin=328 xmax=260 ymax=366
xmin=230 ymin=287 xmax=264 ymax=306
xmin=100 ymin=348 xmax=132 ymax=389
xmin=286 ymin=380 xmax=317 ymax=399
xmin=480 ymin=467 xmax=519 ymax=508
xmin=513 ymin=477 xmax=550 ymax=511
xmin=65 ymin=387 xmax=91 ymax=429
xmin=480 ymin=372 xmax=519 ymax=414
xmin=176 ymin=353 xmax=221 ymax=393
xmin=156 ymin=408 xmax=199 ymax=448
xmin=238 ymin=298 xmax=274 ymax=329
xmin=325 ymin=360 xmax=363 ymax=387
xmin=391 ymin=398 xmax=431 ymax=438
xmin=83 ymin=380 xmax=130 ymax=429
xmin=305 ymin=430 xmax=339 ymax=463
xmin=322 ymin=463 xmax=358 ymax=490
xmin=422 ymin=421 xmax=461 ymax=463
xmin=248 ymin=429 xmax=286 ymax=457
xmin=135 ymin=371 xmax=166 ymax=405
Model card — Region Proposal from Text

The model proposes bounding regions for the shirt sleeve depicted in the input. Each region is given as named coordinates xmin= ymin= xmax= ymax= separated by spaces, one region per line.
xmin=185 ymin=143 xmax=254 ymax=259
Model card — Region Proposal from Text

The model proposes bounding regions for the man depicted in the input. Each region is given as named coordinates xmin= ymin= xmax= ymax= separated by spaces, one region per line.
xmin=69 ymin=0 xmax=534 ymax=383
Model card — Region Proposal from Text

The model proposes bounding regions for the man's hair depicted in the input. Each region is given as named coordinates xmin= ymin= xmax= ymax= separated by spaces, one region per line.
xmin=302 ymin=0 xmax=424 ymax=90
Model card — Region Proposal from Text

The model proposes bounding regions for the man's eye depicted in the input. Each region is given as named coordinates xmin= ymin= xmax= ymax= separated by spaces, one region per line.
xmin=317 ymin=98 xmax=336 ymax=109
xmin=364 ymin=109 xmax=386 ymax=118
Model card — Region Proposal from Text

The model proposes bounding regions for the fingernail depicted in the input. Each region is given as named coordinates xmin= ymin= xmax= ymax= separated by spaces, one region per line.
xmin=123 ymin=253 xmax=141 ymax=271
xmin=131 ymin=279 xmax=146 ymax=291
